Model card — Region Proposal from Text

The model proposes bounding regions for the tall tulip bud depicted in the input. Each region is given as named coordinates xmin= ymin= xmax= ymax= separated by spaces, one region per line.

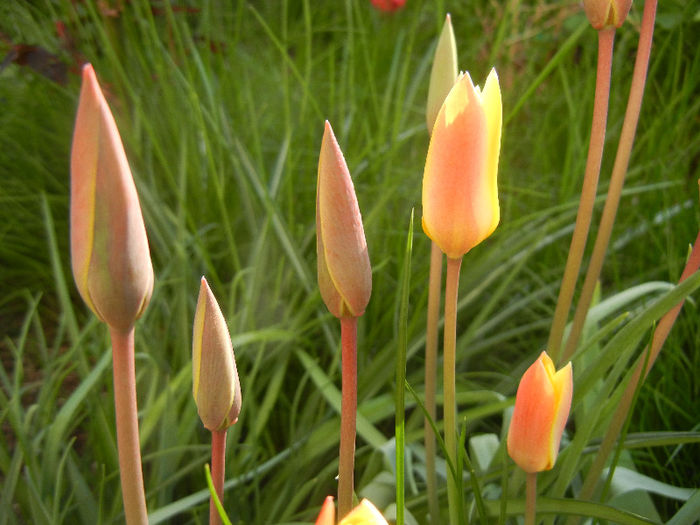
xmin=421 ymin=69 xmax=502 ymax=260
xmin=426 ymin=14 xmax=458 ymax=133
xmin=70 ymin=63 xmax=153 ymax=332
xmin=316 ymin=121 xmax=372 ymax=318
xmin=507 ymin=351 xmax=573 ymax=473
xmin=583 ymin=0 xmax=633 ymax=29
xmin=192 ymin=277 xmax=242 ymax=432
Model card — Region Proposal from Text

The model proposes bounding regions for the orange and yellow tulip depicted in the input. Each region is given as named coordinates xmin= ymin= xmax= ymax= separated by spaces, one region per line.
xmin=316 ymin=121 xmax=372 ymax=318
xmin=507 ymin=351 xmax=573 ymax=473
xmin=421 ymin=69 xmax=502 ymax=260
xmin=314 ymin=497 xmax=388 ymax=525
xmin=583 ymin=0 xmax=633 ymax=29
xmin=192 ymin=277 xmax=242 ymax=432
xmin=70 ymin=63 xmax=153 ymax=332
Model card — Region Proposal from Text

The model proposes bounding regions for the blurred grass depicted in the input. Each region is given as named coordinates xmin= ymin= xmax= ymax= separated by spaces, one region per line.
xmin=0 ymin=0 xmax=698 ymax=523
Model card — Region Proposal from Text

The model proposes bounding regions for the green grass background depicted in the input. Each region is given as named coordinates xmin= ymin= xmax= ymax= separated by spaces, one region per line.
xmin=1 ymin=0 xmax=699 ymax=523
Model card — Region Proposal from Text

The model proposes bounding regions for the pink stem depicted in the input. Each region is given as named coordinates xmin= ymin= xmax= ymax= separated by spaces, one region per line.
xmin=210 ymin=430 xmax=227 ymax=525
xmin=109 ymin=327 xmax=148 ymax=525
xmin=338 ymin=316 xmax=358 ymax=519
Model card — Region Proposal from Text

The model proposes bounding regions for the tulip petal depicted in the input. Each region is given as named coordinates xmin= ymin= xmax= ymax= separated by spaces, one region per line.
xmin=426 ymin=14 xmax=458 ymax=133
xmin=315 ymin=496 xmax=336 ymax=525
xmin=339 ymin=499 xmax=388 ymax=525
xmin=316 ymin=121 xmax=372 ymax=318
xmin=481 ymin=68 xmax=502 ymax=236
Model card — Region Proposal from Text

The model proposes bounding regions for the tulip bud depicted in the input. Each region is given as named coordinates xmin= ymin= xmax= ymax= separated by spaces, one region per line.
xmin=70 ymin=63 xmax=154 ymax=332
xmin=507 ymin=351 xmax=573 ymax=473
xmin=316 ymin=121 xmax=372 ymax=318
xmin=421 ymin=68 xmax=502 ymax=260
xmin=426 ymin=14 xmax=458 ymax=133
xmin=315 ymin=496 xmax=336 ymax=525
xmin=192 ymin=277 xmax=242 ymax=432
xmin=583 ymin=0 xmax=633 ymax=30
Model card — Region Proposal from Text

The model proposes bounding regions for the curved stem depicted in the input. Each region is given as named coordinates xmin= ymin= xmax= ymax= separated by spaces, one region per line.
xmin=562 ymin=1 xmax=658 ymax=364
xmin=338 ymin=316 xmax=358 ymax=519
xmin=548 ymin=28 xmax=615 ymax=364
xmin=443 ymin=256 xmax=462 ymax=525
xmin=525 ymin=472 xmax=537 ymax=525
xmin=109 ymin=327 xmax=148 ymax=525
xmin=210 ymin=430 xmax=227 ymax=525
xmin=425 ymin=241 xmax=443 ymax=525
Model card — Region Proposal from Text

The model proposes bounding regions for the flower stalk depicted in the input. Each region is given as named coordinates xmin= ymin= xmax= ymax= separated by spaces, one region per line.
xmin=338 ymin=316 xmax=358 ymax=518
xmin=210 ymin=430 xmax=227 ymax=525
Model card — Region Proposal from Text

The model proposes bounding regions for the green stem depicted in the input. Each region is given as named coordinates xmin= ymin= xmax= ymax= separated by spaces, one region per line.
xmin=547 ymin=28 xmax=615 ymax=363
xmin=444 ymin=256 xmax=462 ymax=525
xmin=525 ymin=472 xmax=537 ymax=525
xmin=109 ymin=327 xmax=148 ymax=525
xmin=575 ymin=230 xmax=700 ymax=509
xmin=210 ymin=430 xmax=227 ymax=525
xmin=338 ymin=316 xmax=358 ymax=519
xmin=561 ymin=0 xmax=658 ymax=364
xmin=425 ymin=241 xmax=443 ymax=525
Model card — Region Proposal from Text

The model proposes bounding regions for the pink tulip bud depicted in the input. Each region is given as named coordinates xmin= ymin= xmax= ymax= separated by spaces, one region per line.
xmin=583 ymin=0 xmax=633 ymax=29
xmin=192 ymin=277 xmax=242 ymax=432
xmin=70 ymin=63 xmax=153 ymax=332
xmin=507 ymin=351 xmax=573 ymax=473
xmin=316 ymin=121 xmax=372 ymax=318
xmin=421 ymin=69 xmax=502 ymax=260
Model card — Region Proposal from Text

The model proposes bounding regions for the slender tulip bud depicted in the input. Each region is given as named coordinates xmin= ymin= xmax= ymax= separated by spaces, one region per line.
xmin=70 ymin=63 xmax=153 ymax=332
xmin=315 ymin=496 xmax=336 ymax=525
xmin=316 ymin=121 xmax=372 ymax=318
xmin=507 ymin=351 xmax=573 ymax=473
xmin=421 ymin=68 xmax=502 ymax=260
xmin=583 ymin=0 xmax=633 ymax=30
xmin=426 ymin=14 xmax=458 ymax=133
xmin=192 ymin=277 xmax=242 ymax=432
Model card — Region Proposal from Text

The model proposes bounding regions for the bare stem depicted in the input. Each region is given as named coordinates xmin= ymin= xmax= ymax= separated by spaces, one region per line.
xmin=575 ymin=230 xmax=700 ymax=508
xmin=425 ymin=241 xmax=443 ymax=525
xmin=547 ymin=28 xmax=615 ymax=363
xmin=525 ymin=472 xmax=537 ymax=525
xmin=109 ymin=327 xmax=148 ymax=525
xmin=444 ymin=256 xmax=462 ymax=525
xmin=210 ymin=430 xmax=227 ymax=525
xmin=338 ymin=316 xmax=358 ymax=519
xmin=562 ymin=0 xmax=658 ymax=363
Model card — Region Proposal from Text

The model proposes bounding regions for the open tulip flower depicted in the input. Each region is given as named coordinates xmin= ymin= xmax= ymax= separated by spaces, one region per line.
xmin=316 ymin=120 xmax=372 ymax=319
xmin=422 ymin=68 xmax=502 ymax=260
xmin=71 ymin=63 xmax=153 ymax=333
xmin=314 ymin=497 xmax=388 ymax=525
xmin=507 ymin=351 xmax=573 ymax=473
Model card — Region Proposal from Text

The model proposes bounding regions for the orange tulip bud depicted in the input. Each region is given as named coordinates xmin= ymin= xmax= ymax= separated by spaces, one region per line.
xmin=316 ymin=121 xmax=372 ymax=318
xmin=421 ymin=69 xmax=502 ymax=260
xmin=315 ymin=496 xmax=336 ymax=525
xmin=507 ymin=351 xmax=573 ymax=473
xmin=583 ymin=0 xmax=633 ymax=29
xmin=192 ymin=277 xmax=242 ymax=432
xmin=426 ymin=14 xmax=458 ymax=133
xmin=70 ymin=63 xmax=153 ymax=332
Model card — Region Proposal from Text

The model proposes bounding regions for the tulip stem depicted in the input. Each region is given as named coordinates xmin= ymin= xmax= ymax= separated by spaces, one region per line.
xmin=561 ymin=0 xmax=657 ymax=364
xmin=572 ymin=230 xmax=700 ymax=521
xmin=547 ymin=27 xmax=615 ymax=364
xmin=444 ymin=256 xmax=462 ymax=525
xmin=425 ymin=241 xmax=443 ymax=525
xmin=210 ymin=430 xmax=227 ymax=525
xmin=338 ymin=316 xmax=358 ymax=519
xmin=109 ymin=327 xmax=148 ymax=525
xmin=525 ymin=472 xmax=537 ymax=525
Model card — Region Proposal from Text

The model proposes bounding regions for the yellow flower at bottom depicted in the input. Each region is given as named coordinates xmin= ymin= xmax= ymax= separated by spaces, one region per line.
xmin=507 ymin=351 xmax=573 ymax=473
xmin=313 ymin=497 xmax=388 ymax=525
xmin=422 ymin=69 xmax=502 ymax=260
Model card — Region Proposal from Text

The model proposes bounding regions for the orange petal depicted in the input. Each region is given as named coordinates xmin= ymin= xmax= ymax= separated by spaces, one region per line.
xmin=314 ymin=496 xmax=336 ymax=525
xmin=316 ymin=121 xmax=372 ymax=318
